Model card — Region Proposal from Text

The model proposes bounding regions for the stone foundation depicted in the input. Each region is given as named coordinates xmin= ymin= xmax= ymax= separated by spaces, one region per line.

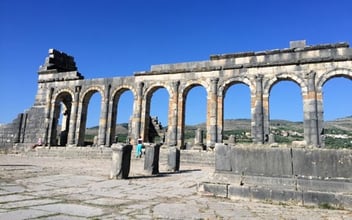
xmin=199 ymin=144 xmax=352 ymax=209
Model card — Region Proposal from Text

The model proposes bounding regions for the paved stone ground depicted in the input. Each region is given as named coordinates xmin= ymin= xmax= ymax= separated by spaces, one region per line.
xmin=0 ymin=154 xmax=351 ymax=220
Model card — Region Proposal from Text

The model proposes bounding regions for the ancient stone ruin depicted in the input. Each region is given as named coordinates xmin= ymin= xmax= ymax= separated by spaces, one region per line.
xmin=0 ymin=41 xmax=351 ymax=208
xmin=1 ymin=41 xmax=352 ymax=149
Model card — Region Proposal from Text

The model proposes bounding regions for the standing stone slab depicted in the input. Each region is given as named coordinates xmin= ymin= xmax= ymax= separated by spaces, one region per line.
xmin=167 ymin=146 xmax=180 ymax=172
xmin=215 ymin=143 xmax=231 ymax=171
xmin=110 ymin=143 xmax=132 ymax=179
xmin=193 ymin=128 xmax=205 ymax=150
xmin=144 ymin=143 xmax=161 ymax=175
xmin=228 ymin=135 xmax=236 ymax=145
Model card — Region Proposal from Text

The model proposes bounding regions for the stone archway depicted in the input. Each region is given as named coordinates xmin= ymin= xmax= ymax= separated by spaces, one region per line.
xmin=77 ymin=88 xmax=104 ymax=146
xmin=179 ymin=82 xmax=208 ymax=149
xmin=109 ymin=87 xmax=135 ymax=146
xmin=50 ymin=91 xmax=73 ymax=146
xmin=143 ymin=84 xmax=171 ymax=144
xmin=222 ymin=81 xmax=252 ymax=144
xmin=5 ymin=42 xmax=351 ymax=149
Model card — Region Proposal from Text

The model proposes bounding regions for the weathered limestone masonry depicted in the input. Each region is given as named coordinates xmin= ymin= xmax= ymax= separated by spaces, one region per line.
xmin=199 ymin=143 xmax=352 ymax=208
xmin=1 ymin=41 xmax=352 ymax=149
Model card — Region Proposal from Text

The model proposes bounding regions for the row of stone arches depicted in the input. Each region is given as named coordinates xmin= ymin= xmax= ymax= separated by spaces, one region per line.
xmin=47 ymin=69 xmax=351 ymax=148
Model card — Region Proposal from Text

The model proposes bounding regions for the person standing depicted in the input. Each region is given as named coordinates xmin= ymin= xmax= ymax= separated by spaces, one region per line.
xmin=136 ymin=136 xmax=143 ymax=158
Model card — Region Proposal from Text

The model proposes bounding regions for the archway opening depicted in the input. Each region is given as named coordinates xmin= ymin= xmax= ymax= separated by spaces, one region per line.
xmin=269 ymin=80 xmax=303 ymax=144
xmin=322 ymin=76 xmax=352 ymax=149
xmin=148 ymin=87 xmax=169 ymax=144
xmin=51 ymin=92 xmax=72 ymax=146
xmin=78 ymin=91 xmax=102 ymax=146
xmin=183 ymin=85 xmax=207 ymax=149
xmin=111 ymin=89 xmax=134 ymax=144
xmin=224 ymin=83 xmax=251 ymax=143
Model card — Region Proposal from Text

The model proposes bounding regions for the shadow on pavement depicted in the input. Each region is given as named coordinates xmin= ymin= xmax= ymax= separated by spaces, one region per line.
xmin=127 ymin=169 xmax=202 ymax=179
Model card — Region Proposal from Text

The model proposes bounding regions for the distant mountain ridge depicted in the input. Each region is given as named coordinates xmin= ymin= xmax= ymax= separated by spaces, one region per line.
xmin=86 ymin=116 xmax=352 ymax=134
xmin=191 ymin=116 xmax=352 ymax=132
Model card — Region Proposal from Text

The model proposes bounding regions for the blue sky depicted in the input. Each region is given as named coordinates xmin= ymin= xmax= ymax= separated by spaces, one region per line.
xmin=1 ymin=0 xmax=351 ymax=127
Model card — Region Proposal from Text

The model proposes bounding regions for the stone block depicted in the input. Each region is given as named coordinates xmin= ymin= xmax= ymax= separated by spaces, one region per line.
xmin=292 ymin=148 xmax=352 ymax=178
xmin=250 ymin=187 xmax=272 ymax=201
xmin=228 ymin=185 xmax=251 ymax=199
xmin=198 ymin=182 xmax=228 ymax=198
xmin=270 ymin=189 xmax=301 ymax=203
xmin=297 ymin=178 xmax=352 ymax=193
xmin=144 ymin=143 xmax=161 ymax=175
xmin=214 ymin=143 xmax=231 ymax=171
xmin=167 ymin=146 xmax=180 ymax=172
xmin=110 ymin=143 xmax=132 ymax=179
xmin=290 ymin=40 xmax=306 ymax=49
xmin=302 ymin=191 xmax=339 ymax=206
xmin=229 ymin=147 xmax=292 ymax=177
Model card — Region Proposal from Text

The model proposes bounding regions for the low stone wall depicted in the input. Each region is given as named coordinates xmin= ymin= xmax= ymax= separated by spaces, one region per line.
xmin=215 ymin=145 xmax=352 ymax=178
xmin=200 ymin=144 xmax=352 ymax=209
xmin=2 ymin=145 xmax=215 ymax=166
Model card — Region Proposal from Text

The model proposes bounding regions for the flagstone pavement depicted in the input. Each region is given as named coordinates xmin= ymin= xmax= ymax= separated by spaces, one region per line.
xmin=0 ymin=154 xmax=351 ymax=219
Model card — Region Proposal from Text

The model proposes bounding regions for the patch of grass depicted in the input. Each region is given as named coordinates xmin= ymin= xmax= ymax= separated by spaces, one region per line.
xmin=318 ymin=203 xmax=344 ymax=210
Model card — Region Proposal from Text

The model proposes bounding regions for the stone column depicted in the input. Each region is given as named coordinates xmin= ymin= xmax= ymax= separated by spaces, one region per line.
xmin=110 ymin=143 xmax=132 ymax=179
xmin=67 ymin=86 xmax=81 ymax=146
xmin=75 ymin=99 xmax=85 ymax=146
xmin=176 ymin=84 xmax=185 ymax=147
xmin=228 ymin=135 xmax=236 ymax=145
xmin=251 ymin=74 xmax=265 ymax=143
xmin=98 ymin=85 xmax=111 ymax=146
xmin=216 ymin=94 xmax=224 ymax=144
xmin=47 ymin=99 xmax=59 ymax=146
xmin=193 ymin=128 xmax=204 ymax=150
xmin=132 ymin=82 xmax=144 ymax=144
xmin=44 ymin=88 xmax=54 ymax=146
xmin=303 ymin=71 xmax=321 ymax=147
xmin=144 ymin=143 xmax=161 ymax=175
xmin=105 ymin=98 xmax=114 ymax=147
xmin=206 ymin=78 xmax=219 ymax=148
xmin=167 ymin=81 xmax=180 ymax=146
xmin=262 ymin=92 xmax=270 ymax=141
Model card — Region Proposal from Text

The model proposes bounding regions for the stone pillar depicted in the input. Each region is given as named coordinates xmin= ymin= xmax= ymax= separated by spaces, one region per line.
xmin=67 ymin=86 xmax=81 ymax=146
xmin=217 ymin=94 xmax=224 ymax=144
xmin=48 ymin=99 xmax=59 ymax=146
xmin=206 ymin=78 xmax=219 ymax=148
xmin=268 ymin=133 xmax=275 ymax=144
xmin=98 ymin=85 xmax=111 ymax=147
xmin=144 ymin=143 xmax=161 ymax=175
xmin=228 ymin=135 xmax=236 ymax=145
xmin=110 ymin=143 xmax=132 ymax=179
xmin=105 ymin=98 xmax=114 ymax=147
xmin=193 ymin=128 xmax=204 ymax=150
xmin=168 ymin=146 xmax=180 ymax=172
xmin=263 ymin=92 xmax=270 ymax=142
xmin=214 ymin=143 xmax=231 ymax=171
xmin=168 ymin=81 xmax=180 ymax=146
xmin=44 ymin=88 xmax=54 ymax=146
xmin=252 ymin=74 xmax=265 ymax=144
xmin=303 ymin=71 xmax=321 ymax=147
xmin=75 ymin=99 xmax=85 ymax=146
xmin=176 ymin=86 xmax=184 ymax=148
xmin=132 ymin=82 xmax=144 ymax=145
